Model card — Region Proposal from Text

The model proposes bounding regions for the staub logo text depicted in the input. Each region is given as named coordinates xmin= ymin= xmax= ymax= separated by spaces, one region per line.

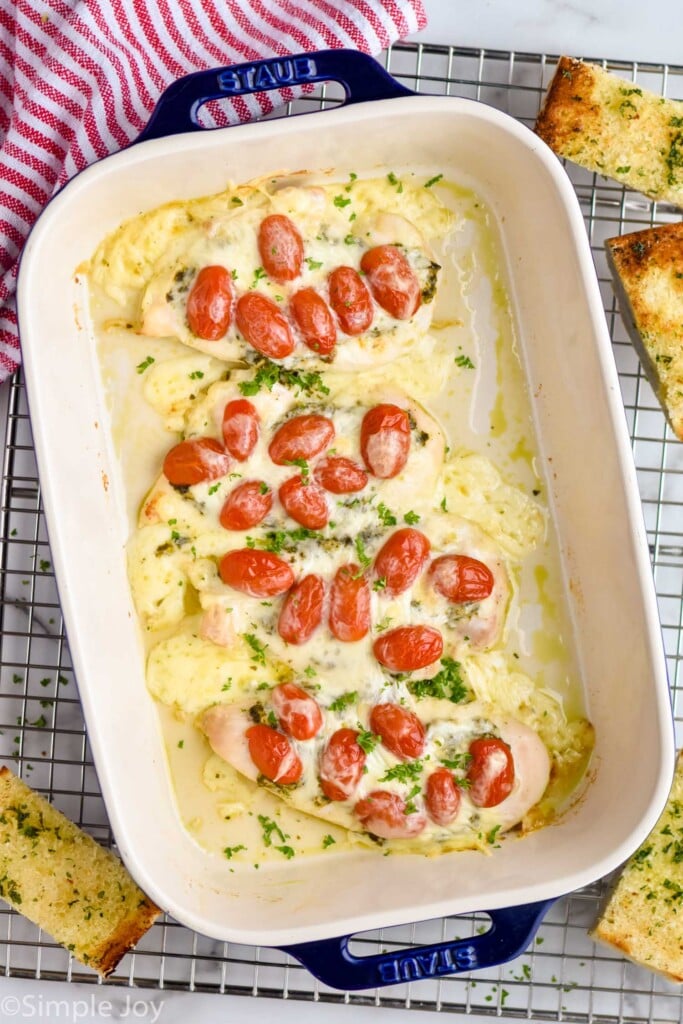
xmin=218 ymin=57 xmax=317 ymax=93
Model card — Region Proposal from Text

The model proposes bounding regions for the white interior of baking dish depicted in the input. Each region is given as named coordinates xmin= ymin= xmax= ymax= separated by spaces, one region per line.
xmin=17 ymin=96 xmax=674 ymax=946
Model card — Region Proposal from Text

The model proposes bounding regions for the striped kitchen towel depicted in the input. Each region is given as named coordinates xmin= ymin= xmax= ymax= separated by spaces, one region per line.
xmin=0 ymin=0 xmax=426 ymax=381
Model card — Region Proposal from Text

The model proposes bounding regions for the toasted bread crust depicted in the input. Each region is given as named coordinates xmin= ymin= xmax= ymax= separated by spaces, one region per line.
xmin=607 ymin=222 xmax=683 ymax=440
xmin=0 ymin=767 xmax=160 ymax=977
xmin=591 ymin=750 xmax=683 ymax=982
xmin=535 ymin=56 xmax=683 ymax=206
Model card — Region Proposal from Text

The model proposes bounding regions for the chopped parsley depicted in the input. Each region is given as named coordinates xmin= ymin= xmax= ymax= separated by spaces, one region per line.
xmin=258 ymin=814 xmax=288 ymax=847
xmin=381 ymin=760 xmax=423 ymax=783
xmin=224 ymin=844 xmax=246 ymax=859
xmin=231 ymin=196 xmax=244 ymax=206
xmin=344 ymin=234 xmax=355 ymax=244
xmin=354 ymin=536 xmax=371 ymax=571
xmin=615 ymin=165 xmax=631 ymax=174
xmin=267 ymin=710 xmax=279 ymax=729
xmin=276 ymin=845 xmax=296 ymax=859
xmin=356 ymin=728 xmax=380 ymax=754
xmin=322 ymin=834 xmax=336 ymax=848
xmin=305 ymin=257 xmax=323 ymax=270
xmin=243 ymin=633 xmax=268 ymax=666
xmin=424 ymin=173 xmax=443 ymax=188
xmin=454 ymin=354 xmax=475 ymax=369
xmin=373 ymin=576 xmax=387 ymax=592
xmin=188 ymin=369 xmax=205 ymax=380
xmin=177 ymin=740 xmax=184 ymax=749
xmin=251 ymin=266 xmax=267 ymax=287
xmin=333 ymin=194 xmax=351 ymax=208
xmin=329 ymin=691 xmax=358 ymax=712
xmin=403 ymin=510 xmax=420 ymax=525
xmin=259 ymin=481 xmax=270 ymax=494
xmin=374 ymin=615 xmax=393 ymax=632
xmin=408 ymin=657 xmax=469 ymax=703
xmin=136 ymin=355 xmax=155 ymax=374
xmin=404 ymin=784 xmax=422 ymax=814
xmin=487 ymin=824 xmax=502 ymax=845
xmin=246 ymin=527 xmax=324 ymax=554
xmin=207 ymin=481 xmax=222 ymax=495
xmin=238 ymin=360 xmax=329 ymax=400
xmin=376 ymin=502 xmax=397 ymax=527
xmin=285 ymin=457 xmax=310 ymax=482
xmin=440 ymin=496 xmax=448 ymax=513
xmin=387 ymin=171 xmax=403 ymax=193
xmin=440 ymin=752 xmax=472 ymax=771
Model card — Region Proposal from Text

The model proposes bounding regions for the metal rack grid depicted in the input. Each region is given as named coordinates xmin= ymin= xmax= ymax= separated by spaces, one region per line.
xmin=1 ymin=40 xmax=683 ymax=1022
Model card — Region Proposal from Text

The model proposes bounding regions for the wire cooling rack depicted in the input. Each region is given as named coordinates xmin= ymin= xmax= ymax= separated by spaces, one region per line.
xmin=2 ymin=41 xmax=683 ymax=1023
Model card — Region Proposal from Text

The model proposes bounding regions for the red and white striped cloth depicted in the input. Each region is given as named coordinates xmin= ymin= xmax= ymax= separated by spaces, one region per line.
xmin=0 ymin=0 xmax=426 ymax=382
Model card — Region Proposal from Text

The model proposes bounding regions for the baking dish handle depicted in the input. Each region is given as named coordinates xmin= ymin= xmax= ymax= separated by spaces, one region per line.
xmin=280 ymin=899 xmax=554 ymax=991
xmin=136 ymin=49 xmax=414 ymax=143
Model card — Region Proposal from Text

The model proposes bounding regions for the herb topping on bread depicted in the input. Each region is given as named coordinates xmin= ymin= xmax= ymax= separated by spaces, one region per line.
xmin=606 ymin=221 xmax=683 ymax=440
xmin=535 ymin=56 xmax=683 ymax=206
xmin=0 ymin=767 xmax=160 ymax=976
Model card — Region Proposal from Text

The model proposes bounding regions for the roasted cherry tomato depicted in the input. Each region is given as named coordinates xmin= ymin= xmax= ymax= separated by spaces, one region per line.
xmin=369 ymin=703 xmax=426 ymax=760
xmin=222 ymin=398 xmax=259 ymax=461
xmin=428 ymin=554 xmax=495 ymax=603
xmin=355 ymin=790 xmax=427 ymax=839
xmin=319 ymin=728 xmax=366 ymax=801
xmin=373 ymin=625 xmax=443 ymax=673
xmin=467 ymin=736 xmax=515 ymax=808
xmin=314 ymin=455 xmax=368 ymax=494
xmin=218 ymin=548 xmax=295 ymax=597
xmin=271 ymin=682 xmax=323 ymax=740
xmin=360 ymin=245 xmax=421 ymax=320
xmin=236 ymin=292 xmax=295 ymax=359
xmin=186 ymin=265 xmax=234 ymax=340
xmin=425 ymin=768 xmax=461 ymax=826
xmin=360 ymin=403 xmax=411 ymax=478
xmin=278 ymin=476 xmax=329 ymax=529
xmin=328 ymin=564 xmax=371 ymax=641
xmin=258 ymin=214 xmax=304 ymax=283
xmin=278 ymin=574 xmax=325 ymax=645
xmin=290 ymin=287 xmax=337 ymax=355
xmin=328 ymin=266 xmax=373 ymax=335
xmin=268 ymin=413 xmax=336 ymax=465
xmin=163 ymin=437 xmax=230 ymax=486
xmin=245 ymin=724 xmax=302 ymax=784
xmin=219 ymin=480 xmax=272 ymax=531
xmin=373 ymin=528 xmax=430 ymax=596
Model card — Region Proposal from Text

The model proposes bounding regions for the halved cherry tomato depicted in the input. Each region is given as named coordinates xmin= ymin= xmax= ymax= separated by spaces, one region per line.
xmin=268 ymin=414 xmax=336 ymax=465
xmin=360 ymin=404 xmax=411 ymax=478
xmin=373 ymin=528 xmax=430 ymax=596
xmin=328 ymin=266 xmax=373 ymax=335
xmin=222 ymin=399 xmax=259 ymax=461
xmin=425 ymin=768 xmax=461 ymax=826
xmin=429 ymin=554 xmax=495 ymax=603
xmin=328 ymin=564 xmax=371 ymax=641
xmin=360 ymin=245 xmax=421 ymax=320
xmin=246 ymin=724 xmax=302 ymax=784
xmin=163 ymin=437 xmax=231 ymax=486
xmin=278 ymin=574 xmax=325 ymax=645
xmin=369 ymin=703 xmax=426 ymax=760
xmin=236 ymin=292 xmax=295 ymax=359
xmin=354 ymin=790 xmax=427 ymax=839
xmin=218 ymin=548 xmax=295 ymax=597
xmin=219 ymin=480 xmax=272 ymax=531
xmin=271 ymin=682 xmax=323 ymax=740
xmin=319 ymin=728 xmax=366 ymax=801
xmin=373 ymin=625 xmax=443 ymax=673
xmin=186 ymin=265 xmax=234 ymax=340
xmin=290 ymin=288 xmax=337 ymax=355
xmin=314 ymin=456 xmax=368 ymax=494
xmin=467 ymin=736 xmax=514 ymax=808
xmin=258 ymin=214 xmax=304 ymax=283
xmin=279 ymin=476 xmax=329 ymax=529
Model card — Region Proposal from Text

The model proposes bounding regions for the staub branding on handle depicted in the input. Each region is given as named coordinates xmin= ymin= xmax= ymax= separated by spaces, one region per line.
xmin=377 ymin=944 xmax=479 ymax=984
xmin=218 ymin=57 xmax=318 ymax=94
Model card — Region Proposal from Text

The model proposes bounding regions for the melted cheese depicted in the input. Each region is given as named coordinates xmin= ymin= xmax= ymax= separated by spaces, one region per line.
xmin=89 ymin=170 xmax=594 ymax=865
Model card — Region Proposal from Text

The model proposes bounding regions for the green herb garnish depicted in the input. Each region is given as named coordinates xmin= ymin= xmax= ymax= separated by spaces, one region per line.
xmin=408 ymin=657 xmax=469 ymax=703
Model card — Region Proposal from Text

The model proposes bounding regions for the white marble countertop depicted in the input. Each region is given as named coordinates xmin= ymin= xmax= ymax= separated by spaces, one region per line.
xmin=414 ymin=0 xmax=683 ymax=65
xmin=1 ymin=3 xmax=680 ymax=1022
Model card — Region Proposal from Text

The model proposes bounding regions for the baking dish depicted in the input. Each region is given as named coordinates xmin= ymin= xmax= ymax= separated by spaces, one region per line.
xmin=15 ymin=50 xmax=674 ymax=990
